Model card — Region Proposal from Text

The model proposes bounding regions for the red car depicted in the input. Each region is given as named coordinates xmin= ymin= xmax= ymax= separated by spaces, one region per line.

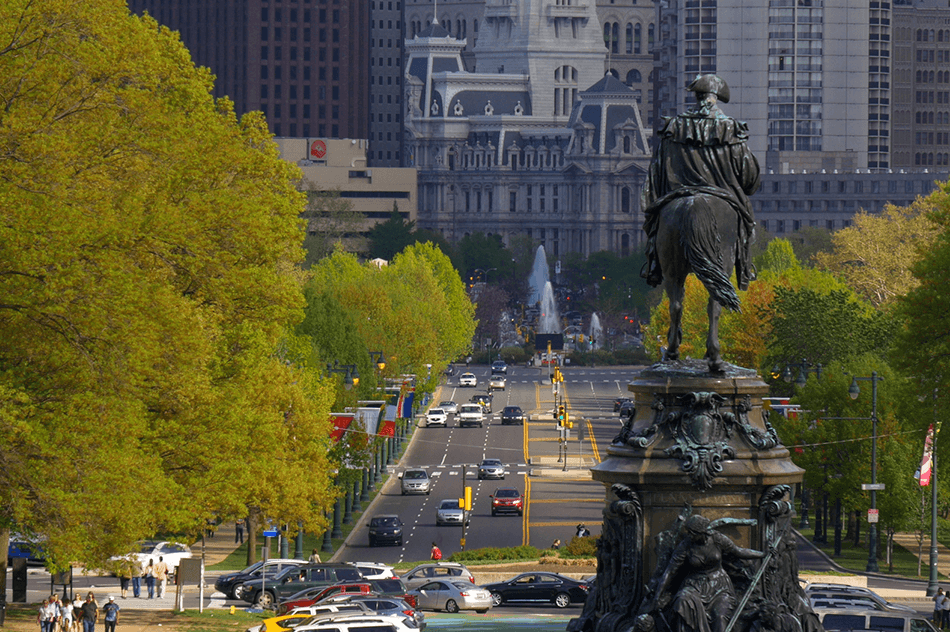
xmin=491 ymin=487 xmax=524 ymax=516
xmin=277 ymin=582 xmax=373 ymax=614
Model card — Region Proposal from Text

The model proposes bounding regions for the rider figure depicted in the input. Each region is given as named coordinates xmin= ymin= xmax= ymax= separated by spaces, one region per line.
xmin=641 ymin=75 xmax=761 ymax=290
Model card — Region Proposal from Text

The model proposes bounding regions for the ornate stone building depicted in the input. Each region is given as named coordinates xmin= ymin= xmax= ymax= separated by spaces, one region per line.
xmin=404 ymin=2 xmax=652 ymax=257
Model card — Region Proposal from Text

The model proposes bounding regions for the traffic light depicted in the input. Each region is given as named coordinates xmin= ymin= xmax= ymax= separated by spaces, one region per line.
xmin=464 ymin=486 xmax=472 ymax=511
xmin=565 ymin=409 xmax=572 ymax=429
xmin=557 ymin=405 xmax=566 ymax=426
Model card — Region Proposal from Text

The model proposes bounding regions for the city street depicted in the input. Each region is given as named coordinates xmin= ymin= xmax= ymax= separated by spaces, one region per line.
xmin=337 ymin=364 xmax=647 ymax=563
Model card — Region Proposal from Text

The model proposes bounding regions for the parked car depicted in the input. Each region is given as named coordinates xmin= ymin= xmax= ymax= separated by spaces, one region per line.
xmin=217 ymin=559 xmax=305 ymax=600
xmin=435 ymin=499 xmax=470 ymax=526
xmin=326 ymin=579 xmax=417 ymax=609
xmin=490 ymin=360 xmax=508 ymax=374
xmin=111 ymin=540 xmax=192 ymax=576
xmin=400 ymin=563 xmax=475 ymax=591
xmin=368 ymin=515 xmax=404 ymax=547
xmin=351 ymin=563 xmax=395 ymax=580
xmin=805 ymin=583 xmax=916 ymax=614
xmin=339 ymin=595 xmax=426 ymax=629
xmin=424 ymin=408 xmax=447 ymax=427
xmin=437 ymin=401 xmax=458 ymax=414
xmin=457 ymin=404 xmax=484 ymax=428
xmin=458 ymin=373 xmax=477 ymax=387
xmin=241 ymin=564 xmax=364 ymax=608
xmin=501 ymin=406 xmax=526 ymax=425
xmin=409 ymin=580 xmax=492 ymax=613
xmin=470 ymin=393 xmax=493 ymax=413
xmin=490 ymin=488 xmax=524 ymax=516
xmin=483 ymin=572 xmax=590 ymax=608
xmin=613 ymin=397 xmax=632 ymax=412
xmin=477 ymin=458 xmax=506 ymax=480
xmin=815 ymin=607 xmax=938 ymax=632
xmin=247 ymin=604 xmax=373 ymax=632
xmin=294 ymin=613 xmax=417 ymax=632
xmin=8 ymin=533 xmax=47 ymax=566
xmin=278 ymin=583 xmax=374 ymax=614
xmin=489 ymin=375 xmax=506 ymax=391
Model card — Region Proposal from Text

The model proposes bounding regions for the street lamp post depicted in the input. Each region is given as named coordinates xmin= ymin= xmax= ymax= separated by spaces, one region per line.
xmin=924 ymin=388 xmax=940 ymax=596
xmin=326 ymin=362 xmax=360 ymax=390
xmin=848 ymin=372 xmax=884 ymax=573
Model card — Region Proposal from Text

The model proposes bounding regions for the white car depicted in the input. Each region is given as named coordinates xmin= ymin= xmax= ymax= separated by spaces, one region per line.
xmin=410 ymin=579 xmax=492 ymax=613
xmin=295 ymin=613 xmax=417 ymax=632
xmin=113 ymin=540 xmax=192 ymax=574
xmin=489 ymin=375 xmax=506 ymax=390
xmin=436 ymin=499 xmax=470 ymax=526
xmin=352 ymin=562 xmax=396 ymax=579
xmin=459 ymin=372 xmax=477 ymax=387
xmin=438 ymin=400 xmax=458 ymax=414
xmin=425 ymin=408 xmax=447 ymax=427
xmin=457 ymin=404 xmax=484 ymax=428
xmin=477 ymin=458 xmax=506 ymax=480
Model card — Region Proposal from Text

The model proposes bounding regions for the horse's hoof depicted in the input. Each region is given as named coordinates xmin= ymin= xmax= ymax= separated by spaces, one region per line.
xmin=708 ymin=360 xmax=726 ymax=374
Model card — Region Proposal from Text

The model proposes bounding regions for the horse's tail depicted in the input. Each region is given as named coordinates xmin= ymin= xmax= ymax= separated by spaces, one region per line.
xmin=684 ymin=205 xmax=741 ymax=312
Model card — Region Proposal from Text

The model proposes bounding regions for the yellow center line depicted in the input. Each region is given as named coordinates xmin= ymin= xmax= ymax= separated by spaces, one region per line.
xmin=523 ymin=476 xmax=531 ymax=546
xmin=529 ymin=498 xmax=604 ymax=503
xmin=529 ymin=521 xmax=589 ymax=527
xmin=586 ymin=418 xmax=601 ymax=462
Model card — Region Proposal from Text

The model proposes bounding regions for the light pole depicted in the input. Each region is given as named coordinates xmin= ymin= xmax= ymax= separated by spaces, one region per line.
xmin=924 ymin=388 xmax=939 ymax=596
xmin=848 ymin=372 xmax=884 ymax=573
xmin=326 ymin=362 xmax=360 ymax=390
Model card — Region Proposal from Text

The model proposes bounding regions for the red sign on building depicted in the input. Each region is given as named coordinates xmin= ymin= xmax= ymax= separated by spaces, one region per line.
xmin=310 ymin=139 xmax=327 ymax=159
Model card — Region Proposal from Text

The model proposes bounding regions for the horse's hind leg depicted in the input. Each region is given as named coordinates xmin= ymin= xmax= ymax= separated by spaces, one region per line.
xmin=665 ymin=279 xmax=684 ymax=361
xmin=705 ymin=296 xmax=725 ymax=373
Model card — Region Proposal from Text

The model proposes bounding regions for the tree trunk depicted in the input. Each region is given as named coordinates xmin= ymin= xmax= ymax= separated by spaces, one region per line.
xmin=887 ymin=528 xmax=895 ymax=573
xmin=853 ymin=510 xmax=861 ymax=547
xmin=246 ymin=507 xmax=259 ymax=566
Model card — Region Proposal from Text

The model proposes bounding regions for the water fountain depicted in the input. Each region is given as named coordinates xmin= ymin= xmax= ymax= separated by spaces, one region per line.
xmin=538 ymin=281 xmax=560 ymax=334
xmin=589 ymin=312 xmax=603 ymax=350
xmin=527 ymin=245 xmax=549 ymax=307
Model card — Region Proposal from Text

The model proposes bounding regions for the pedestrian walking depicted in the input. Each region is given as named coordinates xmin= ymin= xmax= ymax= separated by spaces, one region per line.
xmin=308 ymin=548 xmax=321 ymax=564
xmin=235 ymin=518 xmax=245 ymax=544
xmin=430 ymin=542 xmax=442 ymax=560
xmin=154 ymin=556 xmax=169 ymax=599
xmin=59 ymin=596 xmax=73 ymax=632
xmin=71 ymin=596 xmax=83 ymax=632
xmin=933 ymin=588 xmax=944 ymax=626
xmin=79 ymin=593 xmax=98 ymax=632
xmin=144 ymin=559 xmax=156 ymax=599
xmin=101 ymin=597 xmax=119 ymax=632
xmin=38 ymin=596 xmax=58 ymax=632
xmin=131 ymin=559 xmax=142 ymax=598
xmin=940 ymin=588 xmax=950 ymax=629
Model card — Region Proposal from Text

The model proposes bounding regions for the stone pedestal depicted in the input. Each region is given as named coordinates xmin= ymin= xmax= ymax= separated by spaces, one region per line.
xmin=569 ymin=361 xmax=814 ymax=632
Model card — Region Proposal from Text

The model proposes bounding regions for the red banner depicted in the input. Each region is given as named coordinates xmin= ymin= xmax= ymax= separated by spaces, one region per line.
xmin=330 ymin=414 xmax=355 ymax=443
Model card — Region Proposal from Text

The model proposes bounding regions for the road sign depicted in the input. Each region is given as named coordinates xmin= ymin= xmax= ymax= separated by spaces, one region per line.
xmin=867 ymin=508 xmax=879 ymax=523
xmin=262 ymin=529 xmax=279 ymax=537
xmin=861 ymin=483 xmax=885 ymax=491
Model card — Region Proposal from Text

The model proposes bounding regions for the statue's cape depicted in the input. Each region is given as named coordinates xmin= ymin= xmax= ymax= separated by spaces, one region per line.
xmin=658 ymin=106 xmax=751 ymax=147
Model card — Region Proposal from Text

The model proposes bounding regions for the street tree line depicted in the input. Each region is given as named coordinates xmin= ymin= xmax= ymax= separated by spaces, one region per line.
xmin=0 ymin=0 xmax=475 ymax=581
xmin=645 ymin=197 xmax=950 ymax=569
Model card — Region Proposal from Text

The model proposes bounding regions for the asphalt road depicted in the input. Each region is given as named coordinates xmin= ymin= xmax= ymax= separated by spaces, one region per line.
xmin=338 ymin=364 xmax=647 ymax=563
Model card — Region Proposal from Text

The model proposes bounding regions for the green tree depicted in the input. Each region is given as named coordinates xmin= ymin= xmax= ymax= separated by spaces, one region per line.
xmin=0 ymin=0 xmax=336 ymax=573
xmin=816 ymin=202 xmax=938 ymax=307
xmin=367 ymin=207 xmax=416 ymax=261
xmin=300 ymin=189 xmax=367 ymax=265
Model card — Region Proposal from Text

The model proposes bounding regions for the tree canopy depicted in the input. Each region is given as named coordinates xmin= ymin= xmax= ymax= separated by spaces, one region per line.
xmin=0 ymin=0 xmax=336 ymax=569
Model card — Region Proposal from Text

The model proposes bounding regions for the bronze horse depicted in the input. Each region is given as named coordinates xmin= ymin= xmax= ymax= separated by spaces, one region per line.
xmin=655 ymin=193 xmax=741 ymax=374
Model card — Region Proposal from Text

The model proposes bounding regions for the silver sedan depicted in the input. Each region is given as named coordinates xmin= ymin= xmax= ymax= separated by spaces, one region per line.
xmin=410 ymin=580 xmax=492 ymax=613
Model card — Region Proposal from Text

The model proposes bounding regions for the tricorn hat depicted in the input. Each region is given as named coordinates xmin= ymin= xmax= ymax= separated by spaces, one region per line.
xmin=687 ymin=74 xmax=730 ymax=103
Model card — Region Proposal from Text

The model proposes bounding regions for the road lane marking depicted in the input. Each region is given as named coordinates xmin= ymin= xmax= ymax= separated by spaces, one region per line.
xmin=529 ymin=521 xmax=595 ymax=527
xmin=524 ymin=477 xmax=531 ymax=545
xmin=529 ymin=498 xmax=603 ymax=503
xmin=586 ymin=418 xmax=601 ymax=462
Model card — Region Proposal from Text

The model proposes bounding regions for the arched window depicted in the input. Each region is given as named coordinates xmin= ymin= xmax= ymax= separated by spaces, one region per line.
xmin=626 ymin=23 xmax=633 ymax=54
xmin=634 ymin=23 xmax=642 ymax=54
xmin=624 ymin=136 xmax=631 ymax=153
xmin=626 ymin=69 xmax=642 ymax=85
xmin=604 ymin=23 xmax=611 ymax=49
xmin=456 ymin=20 xmax=461 ymax=38
xmin=621 ymin=188 xmax=631 ymax=213
xmin=648 ymin=23 xmax=655 ymax=50
xmin=621 ymin=233 xmax=630 ymax=257
xmin=612 ymin=23 xmax=619 ymax=54
xmin=474 ymin=19 xmax=478 ymax=33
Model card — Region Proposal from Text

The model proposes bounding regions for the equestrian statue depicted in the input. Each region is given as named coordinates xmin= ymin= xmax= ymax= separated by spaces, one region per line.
xmin=641 ymin=75 xmax=760 ymax=373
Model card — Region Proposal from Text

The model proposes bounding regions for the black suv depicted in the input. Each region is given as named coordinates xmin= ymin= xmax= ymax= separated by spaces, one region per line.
xmin=368 ymin=515 xmax=404 ymax=547
xmin=215 ymin=558 xmax=304 ymax=599
xmin=240 ymin=563 xmax=363 ymax=608
xmin=501 ymin=406 xmax=526 ymax=425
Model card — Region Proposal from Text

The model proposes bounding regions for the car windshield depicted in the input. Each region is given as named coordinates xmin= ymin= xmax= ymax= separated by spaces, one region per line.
xmin=138 ymin=541 xmax=160 ymax=553
xmin=372 ymin=517 xmax=401 ymax=527
xmin=404 ymin=471 xmax=427 ymax=480
xmin=439 ymin=401 xmax=454 ymax=407
xmin=495 ymin=489 xmax=520 ymax=498
xmin=440 ymin=500 xmax=460 ymax=510
xmin=504 ymin=407 xmax=521 ymax=414
xmin=450 ymin=581 xmax=473 ymax=590
xmin=482 ymin=459 xmax=501 ymax=466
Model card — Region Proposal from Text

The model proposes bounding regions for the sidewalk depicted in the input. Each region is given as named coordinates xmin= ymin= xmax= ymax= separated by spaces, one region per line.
xmin=193 ymin=521 xmax=242 ymax=566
